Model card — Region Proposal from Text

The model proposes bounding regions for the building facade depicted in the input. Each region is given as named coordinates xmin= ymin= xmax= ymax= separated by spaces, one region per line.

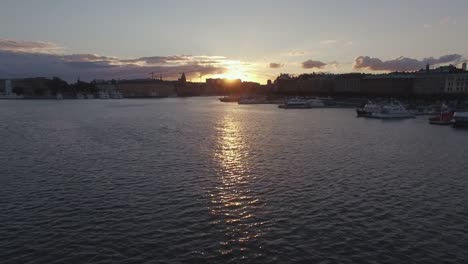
xmin=444 ymin=73 xmax=468 ymax=94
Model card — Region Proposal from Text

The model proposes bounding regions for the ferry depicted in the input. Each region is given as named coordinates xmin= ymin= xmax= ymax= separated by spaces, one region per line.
xmin=279 ymin=98 xmax=309 ymax=109
xmin=371 ymin=101 xmax=415 ymax=119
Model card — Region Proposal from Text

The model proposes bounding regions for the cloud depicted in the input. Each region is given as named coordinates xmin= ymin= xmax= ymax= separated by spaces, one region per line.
xmin=0 ymin=49 xmax=228 ymax=82
xmin=353 ymin=54 xmax=463 ymax=71
xmin=302 ymin=60 xmax=327 ymax=69
xmin=269 ymin=62 xmax=282 ymax=68
xmin=328 ymin=61 xmax=339 ymax=70
xmin=0 ymin=39 xmax=64 ymax=54
xmin=320 ymin=40 xmax=337 ymax=45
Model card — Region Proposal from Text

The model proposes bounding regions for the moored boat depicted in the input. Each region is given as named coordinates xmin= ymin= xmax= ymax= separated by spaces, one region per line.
xmin=453 ymin=112 xmax=468 ymax=128
xmin=428 ymin=104 xmax=453 ymax=125
xmin=219 ymin=96 xmax=239 ymax=103
xmin=370 ymin=101 xmax=415 ymax=119
xmin=356 ymin=101 xmax=381 ymax=117
xmin=278 ymin=98 xmax=310 ymax=109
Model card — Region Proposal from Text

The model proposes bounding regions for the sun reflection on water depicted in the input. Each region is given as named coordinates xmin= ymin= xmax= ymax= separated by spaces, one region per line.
xmin=209 ymin=111 xmax=267 ymax=255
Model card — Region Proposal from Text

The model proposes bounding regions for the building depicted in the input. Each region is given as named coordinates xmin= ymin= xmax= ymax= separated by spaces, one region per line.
xmin=205 ymin=78 xmax=242 ymax=95
xmin=0 ymin=78 xmax=51 ymax=97
xmin=361 ymin=74 xmax=414 ymax=95
xmin=116 ymin=79 xmax=176 ymax=98
xmin=333 ymin=73 xmax=364 ymax=94
xmin=444 ymin=73 xmax=468 ymax=94
xmin=413 ymin=74 xmax=446 ymax=95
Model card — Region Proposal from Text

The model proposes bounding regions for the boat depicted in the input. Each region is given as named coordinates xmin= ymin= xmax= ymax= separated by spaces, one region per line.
xmin=370 ymin=101 xmax=415 ymax=119
xmin=356 ymin=101 xmax=381 ymax=117
xmin=306 ymin=98 xmax=326 ymax=108
xmin=98 ymin=91 xmax=110 ymax=99
xmin=56 ymin=93 xmax=64 ymax=100
xmin=219 ymin=96 xmax=239 ymax=103
xmin=109 ymin=90 xmax=123 ymax=99
xmin=428 ymin=104 xmax=453 ymax=125
xmin=453 ymin=112 xmax=468 ymax=128
xmin=279 ymin=98 xmax=309 ymax=109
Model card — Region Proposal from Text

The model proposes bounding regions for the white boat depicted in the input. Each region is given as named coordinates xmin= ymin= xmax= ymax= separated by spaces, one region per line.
xmin=56 ymin=93 xmax=64 ymax=100
xmin=371 ymin=101 xmax=415 ymax=119
xmin=306 ymin=98 xmax=325 ymax=108
xmin=453 ymin=112 xmax=468 ymax=128
xmin=279 ymin=98 xmax=309 ymax=109
xmin=356 ymin=101 xmax=381 ymax=117
xmin=98 ymin=91 xmax=110 ymax=99
xmin=109 ymin=90 xmax=123 ymax=99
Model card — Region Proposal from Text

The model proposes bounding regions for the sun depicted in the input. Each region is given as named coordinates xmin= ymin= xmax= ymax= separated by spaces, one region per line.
xmin=204 ymin=60 xmax=266 ymax=84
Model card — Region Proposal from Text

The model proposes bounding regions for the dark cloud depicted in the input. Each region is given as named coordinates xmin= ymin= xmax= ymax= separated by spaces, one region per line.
xmin=0 ymin=50 xmax=227 ymax=82
xmin=269 ymin=62 xmax=282 ymax=68
xmin=353 ymin=54 xmax=463 ymax=71
xmin=302 ymin=60 xmax=326 ymax=69
xmin=0 ymin=39 xmax=63 ymax=53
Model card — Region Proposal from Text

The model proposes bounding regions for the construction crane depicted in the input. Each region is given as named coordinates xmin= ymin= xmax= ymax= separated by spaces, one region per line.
xmin=149 ymin=71 xmax=165 ymax=81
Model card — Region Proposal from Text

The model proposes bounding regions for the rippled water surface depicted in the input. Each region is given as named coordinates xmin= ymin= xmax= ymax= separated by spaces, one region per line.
xmin=1 ymin=98 xmax=467 ymax=264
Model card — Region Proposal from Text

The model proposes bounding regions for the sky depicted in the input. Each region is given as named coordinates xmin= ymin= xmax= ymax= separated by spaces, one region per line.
xmin=1 ymin=0 xmax=468 ymax=83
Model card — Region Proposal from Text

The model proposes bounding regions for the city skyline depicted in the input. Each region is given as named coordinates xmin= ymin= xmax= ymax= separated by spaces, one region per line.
xmin=1 ymin=0 xmax=468 ymax=83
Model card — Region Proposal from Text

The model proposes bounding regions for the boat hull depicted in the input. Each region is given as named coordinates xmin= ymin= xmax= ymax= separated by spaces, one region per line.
xmin=370 ymin=113 xmax=415 ymax=119
xmin=453 ymin=120 xmax=468 ymax=128
xmin=356 ymin=109 xmax=373 ymax=117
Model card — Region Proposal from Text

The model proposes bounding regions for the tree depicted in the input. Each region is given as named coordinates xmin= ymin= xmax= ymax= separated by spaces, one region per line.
xmin=50 ymin=77 xmax=68 ymax=94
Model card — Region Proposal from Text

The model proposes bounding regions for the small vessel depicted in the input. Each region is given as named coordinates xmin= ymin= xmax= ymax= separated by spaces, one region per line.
xmin=56 ymin=93 xmax=64 ymax=100
xmin=109 ymin=90 xmax=123 ymax=99
xmin=453 ymin=112 xmax=468 ymax=128
xmin=76 ymin=93 xmax=86 ymax=99
xmin=219 ymin=96 xmax=239 ymax=103
xmin=98 ymin=91 xmax=110 ymax=99
xmin=428 ymin=104 xmax=453 ymax=125
xmin=371 ymin=101 xmax=415 ymax=119
xmin=356 ymin=101 xmax=381 ymax=117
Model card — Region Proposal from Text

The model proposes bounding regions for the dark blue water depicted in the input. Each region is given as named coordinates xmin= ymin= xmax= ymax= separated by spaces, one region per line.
xmin=1 ymin=98 xmax=467 ymax=264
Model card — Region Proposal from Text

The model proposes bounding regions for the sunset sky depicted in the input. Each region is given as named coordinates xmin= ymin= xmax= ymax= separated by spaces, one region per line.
xmin=1 ymin=0 xmax=468 ymax=83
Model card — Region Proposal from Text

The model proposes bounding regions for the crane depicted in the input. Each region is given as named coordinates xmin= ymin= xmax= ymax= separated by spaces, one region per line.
xmin=149 ymin=71 xmax=165 ymax=81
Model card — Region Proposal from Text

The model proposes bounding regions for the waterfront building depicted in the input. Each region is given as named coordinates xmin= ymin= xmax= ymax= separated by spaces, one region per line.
xmin=333 ymin=73 xmax=364 ymax=94
xmin=413 ymin=74 xmax=446 ymax=95
xmin=116 ymin=79 xmax=176 ymax=98
xmin=361 ymin=74 xmax=414 ymax=95
xmin=444 ymin=73 xmax=468 ymax=94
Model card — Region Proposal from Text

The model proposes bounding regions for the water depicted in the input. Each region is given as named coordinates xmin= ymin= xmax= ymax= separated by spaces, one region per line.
xmin=1 ymin=98 xmax=467 ymax=264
